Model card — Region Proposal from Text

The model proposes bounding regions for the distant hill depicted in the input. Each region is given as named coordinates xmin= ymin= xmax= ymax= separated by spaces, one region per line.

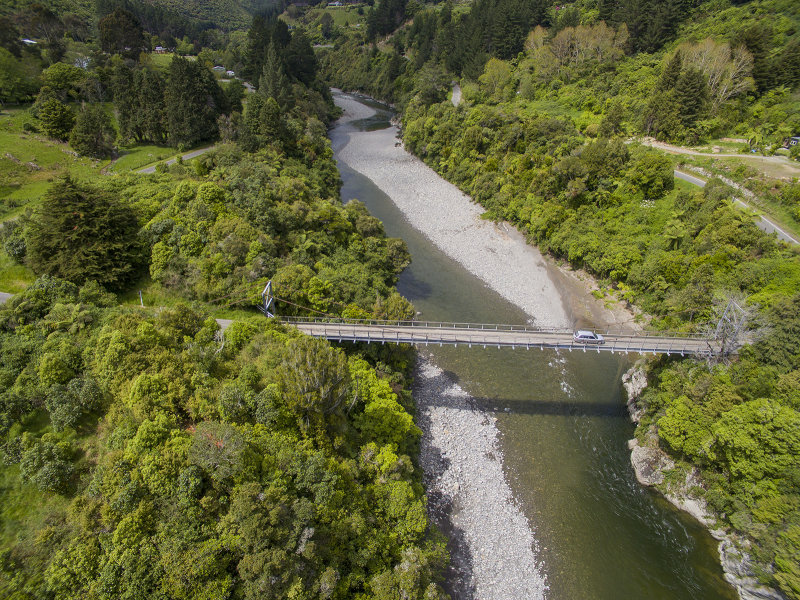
xmin=0 ymin=0 xmax=286 ymax=31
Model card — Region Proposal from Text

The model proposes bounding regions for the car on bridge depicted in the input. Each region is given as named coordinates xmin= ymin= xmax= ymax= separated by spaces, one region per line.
xmin=573 ymin=330 xmax=605 ymax=345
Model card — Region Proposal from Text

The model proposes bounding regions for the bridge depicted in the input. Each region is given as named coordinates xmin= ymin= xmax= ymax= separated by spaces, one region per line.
xmin=276 ymin=316 xmax=724 ymax=357
xmin=259 ymin=282 xmax=744 ymax=358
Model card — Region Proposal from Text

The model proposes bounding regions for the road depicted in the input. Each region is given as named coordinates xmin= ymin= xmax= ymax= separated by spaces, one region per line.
xmin=0 ymin=292 xmax=11 ymax=304
xmin=287 ymin=320 xmax=720 ymax=357
xmin=646 ymin=138 xmax=800 ymax=168
xmin=137 ymin=145 xmax=216 ymax=174
xmin=674 ymin=169 xmax=799 ymax=245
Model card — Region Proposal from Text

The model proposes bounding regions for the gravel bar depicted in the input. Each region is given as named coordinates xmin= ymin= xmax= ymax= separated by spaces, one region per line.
xmin=332 ymin=91 xmax=557 ymax=599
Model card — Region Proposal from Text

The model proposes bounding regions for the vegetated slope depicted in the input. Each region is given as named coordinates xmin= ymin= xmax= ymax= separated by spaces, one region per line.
xmin=0 ymin=282 xmax=446 ymax=599
xmin=0 ymin=11 xmax=451 ymax=599
xmin=320 ymin=0 xmax=800 ymax=597
xmin=0 ymin=0 xmax=283 ymax=30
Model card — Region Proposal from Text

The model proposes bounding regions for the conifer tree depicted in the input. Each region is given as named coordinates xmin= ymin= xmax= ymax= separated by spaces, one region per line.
xmin=69 ymin=104 xmax=115 ymax=158
xmin=25 ymin=176 xmax=144 ymax=291
xmin=258 ymin=42 xmax=290 ymax=107
xmin=658 ymin=50 xmax=682 ymax=91
xmin=674 ymin=67 xmax=709 ymax=129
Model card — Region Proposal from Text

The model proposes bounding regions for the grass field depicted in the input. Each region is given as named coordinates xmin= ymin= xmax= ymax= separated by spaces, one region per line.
xmin=284 ymin=4 xmax=368 ymax=28
xmin=110 ymin=144 xmax=175 ymax=172
xmin=0 ymin=107 xmax=106 ymax=221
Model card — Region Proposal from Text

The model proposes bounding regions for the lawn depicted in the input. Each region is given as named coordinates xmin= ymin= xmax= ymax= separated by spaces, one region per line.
xmin=0 ymin=251 xmax=35 ymax=294
xmin=110 ymin=144 xmax=176 ymax=172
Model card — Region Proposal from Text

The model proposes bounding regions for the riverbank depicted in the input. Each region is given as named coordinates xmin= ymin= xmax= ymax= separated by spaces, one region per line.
xmin=332 ymin=91 xmax=555 ymax=597
xmin=333 ymin=92 xmax=570 ymax=330
xmin=415 ymin=355 xmax=547 ymax=600
xmin=623 ymin=366 xmax=786 ymax=600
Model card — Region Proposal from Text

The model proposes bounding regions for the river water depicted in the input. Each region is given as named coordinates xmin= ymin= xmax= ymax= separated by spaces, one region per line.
xmin=330 ymin=93 xmax=737 ymax=600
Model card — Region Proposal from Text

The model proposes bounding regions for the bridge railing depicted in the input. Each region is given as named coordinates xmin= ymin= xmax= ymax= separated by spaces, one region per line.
xmin=274 ymin=316 xmax=712 ymax=340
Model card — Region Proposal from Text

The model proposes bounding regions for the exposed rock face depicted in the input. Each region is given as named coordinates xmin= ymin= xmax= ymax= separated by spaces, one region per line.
xmin=622 ymin=364 xmax=788 ymax=600
xmin=621 ymin=365 xmax=647 ymax=423
xmin=628 ymin=438 xmax=674 ymax=487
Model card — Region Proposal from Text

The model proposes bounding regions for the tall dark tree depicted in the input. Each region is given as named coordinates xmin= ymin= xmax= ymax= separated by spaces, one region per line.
xmin=0 ymin=17 xmax=24 ymax=57
xmin=674 ymin=67 xmax=709 ymax=129
xmin=98 ymin=8 xmax=146 ymax=59
xmin=658 ymin=50 xmax=683 ymax=91
xmin=776 ymin=37 xmax=800 ymax=90
xmin=285 ymin=29 xmax=317 ymax=85
xmin=258 ymin=42 xmax=290 ymax=107
xmin=133 ymin=68 xmax=167 ymax=143
xmin=69 ymin=104 xmax=116 ymax=158
xmin=735 ymin=23 xmax=773 ymax=92
xmin=25 ymin=176 xmax=144 ymax=291
xmin=165 ymin=57 xmax=227 ymax=147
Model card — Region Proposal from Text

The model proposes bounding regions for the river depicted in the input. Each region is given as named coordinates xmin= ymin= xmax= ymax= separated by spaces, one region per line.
xmin=330 ymin=92 xmax=737 ymax=600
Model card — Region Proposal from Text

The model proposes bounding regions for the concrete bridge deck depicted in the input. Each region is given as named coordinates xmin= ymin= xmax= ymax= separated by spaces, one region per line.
xmin=280 ymin=317 xmax=721 ymax=357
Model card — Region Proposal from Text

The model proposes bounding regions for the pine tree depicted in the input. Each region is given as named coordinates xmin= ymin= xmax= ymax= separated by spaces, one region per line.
xmin=658 ymin=50 xmax=682 ymax=91
xmin=165 ymin=57 xmax=226 ymax=147
xmin=674 ymin=67 xmax=709 ymax=129
xmin=69 ymin=104 xmax=115 ymax=158
xmin=25 ymin=176 xmax=144 ymax=291
xmin=258 ymin=42 xmax=290 ymax=108
xmin=37 ymin=97 xmax=75 ymax=140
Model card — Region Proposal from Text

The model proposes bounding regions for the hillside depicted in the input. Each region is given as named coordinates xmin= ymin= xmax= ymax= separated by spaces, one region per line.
xmin=320 ymin=0 xmax=800 ymax=597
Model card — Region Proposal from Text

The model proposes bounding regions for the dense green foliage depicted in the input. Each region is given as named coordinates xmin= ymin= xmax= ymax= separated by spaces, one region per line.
xmin=0 ymin=6 xmax=453 ymax=596
xmin=321 ymin=0 xmax=800 ymax=595
xmin=0 ymin=281 xmax=447 ymax=599
xmin=24 ymin=176 xmax=145 ymax=291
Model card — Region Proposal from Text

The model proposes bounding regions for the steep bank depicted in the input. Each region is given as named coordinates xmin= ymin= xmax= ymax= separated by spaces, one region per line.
xmin=623 ymin=367 xmax=787 ymax=600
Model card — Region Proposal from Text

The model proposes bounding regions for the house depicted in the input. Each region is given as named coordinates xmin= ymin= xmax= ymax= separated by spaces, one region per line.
xmin=786 ymin=136 xmax=800 ymax=147
xmin=226 ymin=70 xmax=235 ymax=77
xmin=213 ymin=66 xmax=226 ymax=72
xmin=154 ymin=46 xmax=166 ymax=54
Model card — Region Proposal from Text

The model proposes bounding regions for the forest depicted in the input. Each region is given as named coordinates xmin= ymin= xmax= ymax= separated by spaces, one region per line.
xmin=2 ymin=0 xmax=800 ymax=596
xmin=0 ymin=2 xmax=449 ymax=598
xmin=319 ymin=0 xmax=800 ymax=597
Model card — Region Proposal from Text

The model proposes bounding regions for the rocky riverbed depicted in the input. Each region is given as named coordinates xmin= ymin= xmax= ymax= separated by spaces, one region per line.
xmin=332 ymin=91 xmax=558 ymax=598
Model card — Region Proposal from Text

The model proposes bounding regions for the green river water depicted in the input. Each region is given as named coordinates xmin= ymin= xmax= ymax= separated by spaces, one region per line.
xmin=331 ymin=93 xmax=738 ymax=600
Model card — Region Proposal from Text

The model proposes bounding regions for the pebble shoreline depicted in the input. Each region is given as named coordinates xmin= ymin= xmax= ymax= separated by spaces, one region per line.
xmin=332 ymin=92 xmax=564 ymax=599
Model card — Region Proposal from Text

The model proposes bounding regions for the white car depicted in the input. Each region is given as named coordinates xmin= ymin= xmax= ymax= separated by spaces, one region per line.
xmin=573 ymin=330 xmax=605 ymax=344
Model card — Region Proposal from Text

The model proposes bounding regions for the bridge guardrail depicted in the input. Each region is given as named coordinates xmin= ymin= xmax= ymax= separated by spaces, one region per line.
xmin=273 ymin=315 xmax=712 ymax=340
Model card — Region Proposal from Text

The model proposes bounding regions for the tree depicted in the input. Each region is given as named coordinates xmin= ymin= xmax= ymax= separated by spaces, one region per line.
xmin=98 ymin=8 xmax=145 ymax=59
xmin=40 ymin=62 xmax=86 ymax=101
xmin=26 ymin=176 xmax=144 ymax=291
xmin=165 ymin=57 xmax=227 ymax=147
xmin=258 ymin=42 xmax=290 ymax=107
xmin=658 ymin=50 xmax=682 ymax=91
xmin=69 ymin=104 xmax=116 ymax=158
xmin=0 ymin=48 xmax=40 ymax=105
xmin=37 ymin=97 xmax=75 ymax=140
xmin=674 ymin=67 xmax=709 ymax=130
xmin=478 ymin=58 xmax=512 ymax=102
xmin=276 ymin=336 xmax=351 ymax=436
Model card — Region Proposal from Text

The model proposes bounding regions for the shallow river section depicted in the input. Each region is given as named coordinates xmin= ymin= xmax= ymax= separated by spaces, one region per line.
xmin=330 ymin=92 xmax=737 ymax=600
